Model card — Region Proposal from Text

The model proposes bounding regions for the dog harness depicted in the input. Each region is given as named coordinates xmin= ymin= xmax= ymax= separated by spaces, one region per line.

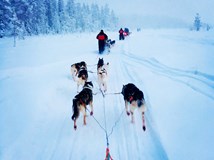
xmin=99 ymin=68 xmax=107 ymax=75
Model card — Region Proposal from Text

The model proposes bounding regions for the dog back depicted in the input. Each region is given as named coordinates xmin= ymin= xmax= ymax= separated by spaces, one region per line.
xmin=78 ymin=67 xmax=88 ymax=80
xmin=122 ymin=83 xmax=144 ymax=104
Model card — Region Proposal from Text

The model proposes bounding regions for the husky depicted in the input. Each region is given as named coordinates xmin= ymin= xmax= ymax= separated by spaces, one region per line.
xmin=70 ymin=61 xmax=87 ymax=81
xmin=97 ymin=58 xmax=109 ymax=92
xmin=121 ymin=83 xmax=146 ymax=131
xmin=105 ymin=39 xmax=115 ymax=52
xmin=70 ymin=61 xmax=88 ymax=91
xmin=71 ymin=81 xmax=93 ymax=130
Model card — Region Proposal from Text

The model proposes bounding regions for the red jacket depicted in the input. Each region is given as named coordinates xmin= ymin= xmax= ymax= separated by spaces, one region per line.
xmin=97 ymin=31 xmax=108 ymax=41
xmin=119 ymin=29 xmax=124 ymax=34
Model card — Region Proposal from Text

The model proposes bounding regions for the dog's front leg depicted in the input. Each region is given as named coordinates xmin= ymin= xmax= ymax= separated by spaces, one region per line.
xmin=142 ymin=112 xmax=146 ymax=131
xmin=82 ymin=107 xmax=87 ymax=125
xmin=103 ymin=82 xmax=107 ymax=93
xmin=74 ymin=120 xmax=77 ymax=130
xmin=125 ymin=101 xmax=130 ymax=116
xmin=131 ymin=111 xmax=135 ymax=123
xmin=83 ymin=115 xmax=86 ymax=125
xmin=89 ymin=101 xmax=93 ymax=115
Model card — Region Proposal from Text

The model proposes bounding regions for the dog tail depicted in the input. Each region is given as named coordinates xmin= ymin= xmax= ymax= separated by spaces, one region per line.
xmin=71 ymin=98 xmax=79 ymax=120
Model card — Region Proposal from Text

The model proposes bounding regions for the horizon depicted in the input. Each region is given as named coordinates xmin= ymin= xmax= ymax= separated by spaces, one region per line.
xmin=76 ymin=0 xmax=214 ymax=28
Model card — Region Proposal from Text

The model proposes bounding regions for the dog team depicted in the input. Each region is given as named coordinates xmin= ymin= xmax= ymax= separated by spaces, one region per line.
xmin=70 ymin=58 xmax=146 ymax=131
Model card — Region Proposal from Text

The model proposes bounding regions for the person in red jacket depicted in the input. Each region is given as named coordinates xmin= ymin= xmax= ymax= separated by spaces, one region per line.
xmin=96 ymin=30 xmax=108 ymax=54
xmin=119 ymin=28 xmax=124 ymax=40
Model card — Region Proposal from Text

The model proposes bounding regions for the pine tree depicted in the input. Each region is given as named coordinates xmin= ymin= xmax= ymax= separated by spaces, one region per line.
xmin=58 ymin=0 xmax=65 ymax=33
xmin=0 ymin=0 xmax=13 ymax=37
xmin=91 ymin=4 xmax=100 ymax=30
xmin=27 ymin=0 xmax=47 ymax=35
xmin=81 ymin=3 xmax=92 ymax=31
xmin=1 ymin=0 xmax=118 ymax=36
xmin=109 ymin=10 xmax=118 ymax=30
xmin=100 ymin=4 xmax=110 ymax=29
xmin=10 ymin=0 xmax=29 ymax=37
xmin=194 ymin=13 xmax=201 ymax=31
xmin=45 ymin=0 xmax=60 ymax=33
xmin=66 ymin=0 xmax=76 ymax=32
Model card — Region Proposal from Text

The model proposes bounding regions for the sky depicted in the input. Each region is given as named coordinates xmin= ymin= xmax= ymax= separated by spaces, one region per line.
xmin=0 ymin=29 xmax=214 ymax=159
xmin=77 ymin=0 xmax=214 ymax=27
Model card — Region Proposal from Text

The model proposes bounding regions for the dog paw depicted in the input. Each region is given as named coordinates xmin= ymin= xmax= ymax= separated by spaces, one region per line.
xmin=90 ymin=111 xmax=93 ymax=116
xmin=74 ymin=125 xmax=77 ymax=130
xmin=126 ymin=111 xmax=130 ymax=116
xmin=143 ymin=126 xmax=146 ymax=131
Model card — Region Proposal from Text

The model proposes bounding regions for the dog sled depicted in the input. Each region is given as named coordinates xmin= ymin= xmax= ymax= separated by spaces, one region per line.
xmin=123 ymin=28 xmax=131 ymax=36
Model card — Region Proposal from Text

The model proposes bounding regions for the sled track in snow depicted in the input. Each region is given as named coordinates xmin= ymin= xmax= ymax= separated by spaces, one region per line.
xmin=122 ymin=52 xmax=214 ymax=100
xmin=119 ymin=57 xmax=169 ymax=160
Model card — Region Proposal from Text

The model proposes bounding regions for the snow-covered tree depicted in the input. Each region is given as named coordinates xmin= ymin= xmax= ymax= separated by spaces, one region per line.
xmin=194 ymin=13 xmax=201 ymax=31
xmin=75 ymin=3 xmax=86 ymax=32
xmin=81 ymin=3 xmax=93 ymax=31
xmin=100 ymin=4 xmax=111 ymax=29
xmin=45 ymin=0 xmax=60 ymax=33
xmin=10 ymin=0 xmax=29 ymax=37
xmin=91 ymin=4 xmax=101 ymax=30
xmin=58 ymin=0 xmax=66 ymax=33
xmin=109 ymin=10 xmax=119 ymax=30
xmin=65 ymin=0 xmax=76 ymax=32
xmin=27 ymin=0 xmax=47 ymax=35
xmin=1 ymin=0 xmax=118 ymax=36
xmin=0 ymin=0 xmax=13 ymax=37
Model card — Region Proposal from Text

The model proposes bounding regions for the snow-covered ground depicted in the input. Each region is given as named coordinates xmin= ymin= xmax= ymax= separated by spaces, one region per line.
xmin=0 ymin=29 xmax=214 ymax=160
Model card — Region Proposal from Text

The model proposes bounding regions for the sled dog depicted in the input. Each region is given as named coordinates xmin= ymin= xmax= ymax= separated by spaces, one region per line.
xmin=70 ymin=61 xmax=88 ymax=91
xmin=121 ymin=83 xmax=146 ymax=131
xmin=70 ymin=61 xmax=87 ymax=80
xmin=97 ymin=58 xmax=109 ymax=92
xmin=105 ymin=39 xmax=115 ymax=52
xmin=71 ymin=81 xmax=93 ymax=130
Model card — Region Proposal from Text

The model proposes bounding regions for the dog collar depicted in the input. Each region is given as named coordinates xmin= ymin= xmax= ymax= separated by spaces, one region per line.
xmin=84 ymin=86 xmax=93 ymax=90
xmin=129 ymin=96 xmax=133 ymax=102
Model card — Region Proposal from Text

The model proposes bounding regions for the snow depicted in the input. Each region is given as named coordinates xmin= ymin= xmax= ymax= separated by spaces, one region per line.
xmin=0 ymin=29 xmax=214 ymax=160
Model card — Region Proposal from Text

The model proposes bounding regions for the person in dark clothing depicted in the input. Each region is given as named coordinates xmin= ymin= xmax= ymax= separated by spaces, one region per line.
xmin=119 ymin=28 xmax=124 ymax=40
xmin=96 ymin=30 xmax=108 ymax=54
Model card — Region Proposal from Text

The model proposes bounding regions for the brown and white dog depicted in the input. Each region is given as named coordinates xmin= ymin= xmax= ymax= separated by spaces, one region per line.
xmin=70 ymin=61 xmax=88 ymax=91
xmin=71 ymin=81 xmax=93 ymax=130
xmin=121 ymin=83 xmax=146 ymax=131
xmin=71 ymin=61 xmax=87 ymax=80
xmin=97 ymin=58 xmax=109 ymax=92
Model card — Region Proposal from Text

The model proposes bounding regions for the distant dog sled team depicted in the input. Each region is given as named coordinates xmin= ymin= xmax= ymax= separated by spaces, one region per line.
xmin=96 ymin=28 xmax=129 ymax=54
xmin=70 ymin=28 xmax=146 ymax=131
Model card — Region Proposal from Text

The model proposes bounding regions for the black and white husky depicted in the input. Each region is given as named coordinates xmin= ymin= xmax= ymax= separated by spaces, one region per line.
xmin=70 ymin=61 xmax=88 ymax=91
xmin=97 ymin=58 xmax=109 ymax=92
xmin=121 ymin=83 xmax=146 ymax=131
xmin=105 ymin=39 xmax=115 ymax=51
xmin=71 ymin=81 xmax=93 ymax=130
